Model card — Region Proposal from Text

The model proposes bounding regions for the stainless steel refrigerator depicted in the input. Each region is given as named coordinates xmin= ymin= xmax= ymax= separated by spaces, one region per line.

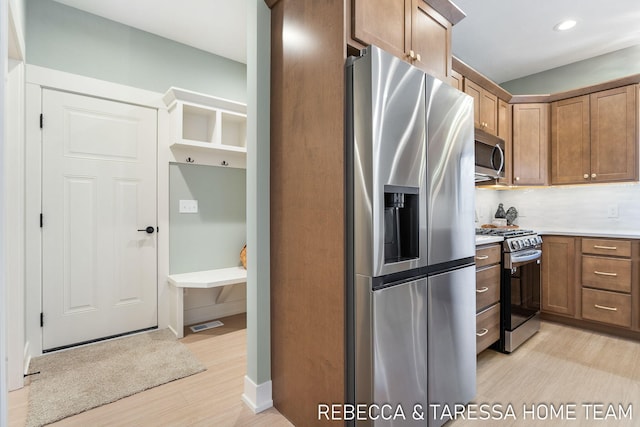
xmin=346 ymin=45 xmax=476 ymax=427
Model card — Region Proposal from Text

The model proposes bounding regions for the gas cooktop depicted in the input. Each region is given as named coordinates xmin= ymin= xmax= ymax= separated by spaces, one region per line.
xmin=475 ymin=228 xmax=535 ymax=238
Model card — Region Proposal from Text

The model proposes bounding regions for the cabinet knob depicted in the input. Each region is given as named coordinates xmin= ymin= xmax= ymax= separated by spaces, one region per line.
xmin=583 ymin=174 xmax=589 ymax=179
xmin=515 ymin=177 xmax=520 ymax=181
xmin=591 ymin=173 xmax=597 ymax=179
xmin=415 ymin=53 xmax=421 ymax=62
xmin=407 ymin=50 xmax=416 ymax=60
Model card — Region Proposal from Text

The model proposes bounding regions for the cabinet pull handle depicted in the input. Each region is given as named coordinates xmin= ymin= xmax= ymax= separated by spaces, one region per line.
xmin=475 ymin=255 xmax=489 ymax=260
xmin=476 ymin=287 xmax=489 ymax=293
xmin=476 ymin=328 xmax=489 ymax=337
xmin=594 ymin=304 xmax=618 ymax=312
xmin=593 ymin=245 xmax=617 ymax=250
xmin=594 ymin=271 xmax=617 ymax=277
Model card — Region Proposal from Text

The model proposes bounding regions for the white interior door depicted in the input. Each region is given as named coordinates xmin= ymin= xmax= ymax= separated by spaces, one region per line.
xmin=42 ymin=89 xmax=158 ymax=351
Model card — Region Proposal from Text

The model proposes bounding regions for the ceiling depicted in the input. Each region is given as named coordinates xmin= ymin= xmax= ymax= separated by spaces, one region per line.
xmin=52 ymin=0 xmax=640 ymax=84
xmin=452 ymin=0 xmax=640 ymax=83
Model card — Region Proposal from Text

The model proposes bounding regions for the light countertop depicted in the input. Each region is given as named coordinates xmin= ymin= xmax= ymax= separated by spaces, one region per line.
xmin=536 ymin=229 xmax=640 ymax=239
xmin=475 ymin=235 xmax=504 ymax=246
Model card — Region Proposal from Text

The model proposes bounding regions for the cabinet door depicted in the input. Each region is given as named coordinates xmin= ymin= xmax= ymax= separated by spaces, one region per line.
xmin=541 ymin=236 xmax=576 ymax=317
xmin=464 ymin=79 xmax=482 ymax=128
xmin=352 ymin=0 xmax=410 ymax=61
xmin=513 ymin=103 xmax=549 ymax=185
xmin=480 ymin=91 xmax=498 ymax=135
xmin=590 ymin=85 xmax=638 ymax=182
xmin=410 ymin=0 xmax=451 ymax=81
xmin=449 ymin=69 xmax=462 ymax=91
xmin=497 ymin=99 xmax=512 ymax=185
xmin=551 ymin=95 xmax=590 ymax=185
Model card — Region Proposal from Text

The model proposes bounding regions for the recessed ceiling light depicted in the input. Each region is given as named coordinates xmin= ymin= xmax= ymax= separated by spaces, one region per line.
xmin=554 ymin=19 xmax=577 ymax=31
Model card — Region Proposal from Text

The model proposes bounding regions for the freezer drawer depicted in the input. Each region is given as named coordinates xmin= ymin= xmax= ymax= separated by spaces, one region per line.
xmin=370 ymin=276 xmax=429 ymax=427
xmin=428 ymin=266 xmax=477 ymax=427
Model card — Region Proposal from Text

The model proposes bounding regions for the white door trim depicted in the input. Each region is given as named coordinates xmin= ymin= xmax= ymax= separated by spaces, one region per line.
xmin=25 ymin=65 xmax=170 ymax=357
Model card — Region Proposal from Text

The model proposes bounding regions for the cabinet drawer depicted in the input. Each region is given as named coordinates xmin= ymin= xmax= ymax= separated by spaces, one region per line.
xmin=476 ymin=304 xmax=500 ymax=354
xmin=582 ymin=288 xmax=631 ymax=328
xmin=475 ymin=245 xmax=501 ymax=268
xmin=476 ymin=265 xmax=501 ymax=310
xmin=582 ymin=238 xmax=631 ymax=257
xmin=582 ymin=256 xmax=631 ymax=292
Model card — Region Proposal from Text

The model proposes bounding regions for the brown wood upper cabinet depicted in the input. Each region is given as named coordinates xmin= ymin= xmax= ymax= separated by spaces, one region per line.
xmin=497 ymin=99 xmax=512 ymax=185
xmin=551 ymin=85 xmax=638 ymax=185
xmin=351 ymin=0 xmax=452 ymax=81
xmin=513 ymin=103 xmax=549 ymax=185
xmin=464 ymin=79 xmax=498 ymax=135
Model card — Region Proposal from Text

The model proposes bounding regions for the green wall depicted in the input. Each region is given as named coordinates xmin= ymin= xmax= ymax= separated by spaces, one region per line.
xmin=501 ymin=45 xmax=640 ymax=95
xmin=169 ymin=164 xmax=246 ymax=274
xmin=26 ymin=0 xmax=247 ymax=102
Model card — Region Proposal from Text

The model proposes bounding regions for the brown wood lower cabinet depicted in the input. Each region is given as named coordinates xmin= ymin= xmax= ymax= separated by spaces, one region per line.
xmin=582 ymin=288 xmax=632 ymax=328
xmin=476 ymin=243 xmax=501 ymax=354
xmin=542 ymin=235 xmax=640 ymax=337
xmin=541 ymin=236 xmax=576 ymax=316
xmin=476 ymin=304 xmax=500 ymax=354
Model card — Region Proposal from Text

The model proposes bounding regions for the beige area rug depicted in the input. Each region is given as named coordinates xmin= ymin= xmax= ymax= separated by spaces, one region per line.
xmin=26 ymin=329 xmax=206 ymax=427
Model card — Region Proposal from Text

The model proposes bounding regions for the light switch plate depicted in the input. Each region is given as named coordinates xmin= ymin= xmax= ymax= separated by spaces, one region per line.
xmin=179 ymin=199 xmax=198 ymax=213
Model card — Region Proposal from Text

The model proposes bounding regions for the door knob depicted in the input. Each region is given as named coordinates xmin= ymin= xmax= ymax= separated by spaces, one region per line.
xmin=137 ymin=226 xmax=155 ymax=234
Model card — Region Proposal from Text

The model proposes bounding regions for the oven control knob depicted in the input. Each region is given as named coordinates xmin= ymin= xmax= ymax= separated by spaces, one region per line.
xmin=537 ymin=236 xmax=543 ymax=244
xmin=524 ymin=240 xmax=530 ymax=247
xmin=513 ymin=241 xmax=520 ymax=250
xmin=530 ymin=238 xmax=536 ymax=246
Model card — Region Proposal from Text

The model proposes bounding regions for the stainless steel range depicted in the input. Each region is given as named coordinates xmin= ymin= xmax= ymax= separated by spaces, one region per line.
xmin=476 ymin=228 xmax=542 ymax=352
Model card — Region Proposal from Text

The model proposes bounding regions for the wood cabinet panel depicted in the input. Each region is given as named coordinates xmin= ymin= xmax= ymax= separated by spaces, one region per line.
xmin=464 ymin=79 xmax=482 ymax=128
xmin=513 ymin=103 xmax=549 ymax=185
xmin=541 ymin=236 xmax=576 ymax=316
xmin=464 ymin=79 xmax=497 ymax=135
xmin=590 ymin=85 xmax=638 ymax=182
xmin=449 ymin=69 xmax=462 ymax=91
xmin=551 ymin=95 xmax=590 ymax=184
xmin=476 ymin=304 xmax=500 ymax=354
xmin=476 ymin=265 xmax=500 ymax=311
xmin=351 ymin=0 xmax=453 ymax=81
xmin=582 ymin=238 xmax=632 ymax=257
xmin=410 ymin=0 xmax=451 ymax=80
xmin=352 ymin=0 xmax=409 ymax=60
xmin=582 ymin=256 xmax=632 ymax=293
xmin=475 ymin=244 xmax=501 ymax=268
xmin=582 ymin=288 xmax=632 ymax=328
xmin=497 ymin=99 xmax=512 ymax=185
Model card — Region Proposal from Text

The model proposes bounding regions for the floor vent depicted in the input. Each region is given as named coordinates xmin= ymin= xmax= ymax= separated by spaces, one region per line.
xmin=190 ymin=320 xmax=224 ymax=333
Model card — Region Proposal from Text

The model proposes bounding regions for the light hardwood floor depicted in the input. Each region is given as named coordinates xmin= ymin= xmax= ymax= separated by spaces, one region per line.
xmin=10 ymin=320 xmax=640 ymax=426
xmin=450 ymin=321 xmax=640 ymax=426
xmin=8 ymin=314 xmax=293 ymax=427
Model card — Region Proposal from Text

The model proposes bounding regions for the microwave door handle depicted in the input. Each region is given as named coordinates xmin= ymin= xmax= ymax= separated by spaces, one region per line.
xmin=490 ymin=144 xmax=505 ymax=175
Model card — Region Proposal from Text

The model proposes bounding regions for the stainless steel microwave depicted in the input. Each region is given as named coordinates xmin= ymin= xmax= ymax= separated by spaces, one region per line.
xmin=475 ymin=128 xmax=505 ymax=182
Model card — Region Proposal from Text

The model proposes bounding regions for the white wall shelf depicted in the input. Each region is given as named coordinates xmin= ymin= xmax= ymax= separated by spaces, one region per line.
xmin=163 ymin=87 xmax=247 ymax=168
xmin=168 ymin=266 xmax=247 ymax=289
xmin=167 ymin=266 xmax=247 ymax=338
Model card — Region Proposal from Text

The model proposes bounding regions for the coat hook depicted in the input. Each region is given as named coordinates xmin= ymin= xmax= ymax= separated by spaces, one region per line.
xmin=186 ymin=157 xmax=194 ymax=163
xmin=221 ymin=160 xmax=229 ymax=166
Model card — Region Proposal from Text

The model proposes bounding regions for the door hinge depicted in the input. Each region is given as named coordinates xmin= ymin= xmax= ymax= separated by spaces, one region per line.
xmin=40 ymin=113 xmax=43 ymax=129
xmin=40 ymin=312 xmax=44 ymax=327
xmin=40 ymin=213 xmax=43 ymax=228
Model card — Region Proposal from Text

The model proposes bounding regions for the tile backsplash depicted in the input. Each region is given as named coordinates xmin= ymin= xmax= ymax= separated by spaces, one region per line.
xmin=475 ymin=182 xmax=640 ymax=233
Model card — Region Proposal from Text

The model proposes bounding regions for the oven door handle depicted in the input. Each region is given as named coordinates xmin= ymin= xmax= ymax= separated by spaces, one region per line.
xmin=510 ymin=249 xmax=542 ymax=266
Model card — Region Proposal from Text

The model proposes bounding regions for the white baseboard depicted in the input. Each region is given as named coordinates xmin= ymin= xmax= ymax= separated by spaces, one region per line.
xmin=242 ymin=376 xmax=273 ymax=413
